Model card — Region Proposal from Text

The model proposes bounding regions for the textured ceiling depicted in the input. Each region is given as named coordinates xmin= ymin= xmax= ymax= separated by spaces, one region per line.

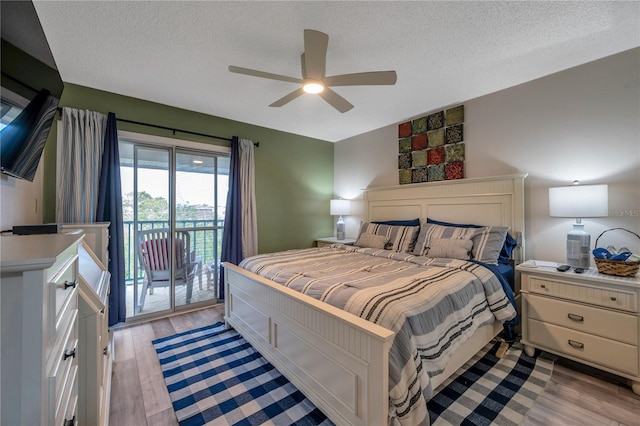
xmin=33 ymin=1 xmax=640 ymax=142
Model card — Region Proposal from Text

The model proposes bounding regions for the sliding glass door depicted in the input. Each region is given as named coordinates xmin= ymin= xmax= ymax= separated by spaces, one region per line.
xmin=174 ymin=149 xmax=229 ymax=308
xmin=120 ymin=139 xmax=228 ymax=320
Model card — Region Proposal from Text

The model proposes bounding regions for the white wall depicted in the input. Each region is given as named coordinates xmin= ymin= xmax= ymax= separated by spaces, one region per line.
xmin=335 ymin=48 xmax=640 ymax=264
xmin=0 ymin=163 xmax=44 ymax=230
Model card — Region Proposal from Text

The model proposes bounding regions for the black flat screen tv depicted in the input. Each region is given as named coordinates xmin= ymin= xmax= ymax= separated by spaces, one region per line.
xmin=1 ymin=1 xmax=64 ymax=182
xmin=1 ymin=89 xmax=59 ymax=181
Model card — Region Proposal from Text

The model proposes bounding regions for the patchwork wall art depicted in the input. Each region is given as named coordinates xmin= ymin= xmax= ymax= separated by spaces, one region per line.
xmin=398 ymin=105 xmax=464 ymax=184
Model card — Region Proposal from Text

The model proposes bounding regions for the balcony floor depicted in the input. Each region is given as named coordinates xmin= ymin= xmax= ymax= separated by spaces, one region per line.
xmin=126 ymin=268 xmax=219 ymax=318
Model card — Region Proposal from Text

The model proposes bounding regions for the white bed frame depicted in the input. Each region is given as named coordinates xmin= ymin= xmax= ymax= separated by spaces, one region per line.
xmin=224 ymin=174 xmax=526 ymax=426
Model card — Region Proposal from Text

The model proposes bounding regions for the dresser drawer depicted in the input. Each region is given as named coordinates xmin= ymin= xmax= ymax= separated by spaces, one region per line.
xmin=48 ymin=292 xmax=77 ymax=362
xmin=48 ymin=309 xmax=78 ymax=424
xmin=529 ymin=276 xmax=637 ymax=312
xmin=528 ymin=319 xmax=638 ymax=376
xmin=49 ymin=255 xmax=78 ymax=337
xmin=527 ymin=294 xmax=638 ymax=345
xmin=56 ymin=364 xmax=78 ymax=426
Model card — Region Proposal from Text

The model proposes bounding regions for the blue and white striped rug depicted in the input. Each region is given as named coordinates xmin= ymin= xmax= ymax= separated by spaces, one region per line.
xmin=152 ymin=322 xmax=552 ymax=426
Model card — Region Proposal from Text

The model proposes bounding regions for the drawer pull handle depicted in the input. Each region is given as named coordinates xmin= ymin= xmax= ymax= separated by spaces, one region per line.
xmin=610 ymin=296 xmax=617 ymax=301
xmin=64 ymin=415 xmax=76 ymax=426
xmin=64 ymin=280 xmax=77 ymax=290
xmin=568 ymin=340 xmax=584 ymax=349
xmin=567 ymin=313 xmax=584 ymax=322
xmin=540 ymin=284 xmax=546 ymax=289
xmin=63 ymin=348 xmax=76 ymax=361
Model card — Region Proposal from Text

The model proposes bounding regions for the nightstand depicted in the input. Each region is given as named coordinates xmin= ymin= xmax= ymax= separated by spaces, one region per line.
xmin=315 ymin=237 xmax=356 ymax=247
xmin=517 ymin=260 xmax=640 ymax=395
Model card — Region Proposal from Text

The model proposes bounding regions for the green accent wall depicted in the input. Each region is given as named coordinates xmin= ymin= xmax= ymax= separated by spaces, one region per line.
xmin=44 ymin=83 xmax=334 ymax=253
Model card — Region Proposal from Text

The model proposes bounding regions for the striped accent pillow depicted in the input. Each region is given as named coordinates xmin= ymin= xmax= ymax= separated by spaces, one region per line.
xmin=355 ymin=232 xmax=390 ymax=249
xmin=413 ymin=223 xmax=509 ymax=265
xmin=424 ymin=237 xmax=473 ymax=260
xmin=357 ymin=222 xmax=420 ymax=253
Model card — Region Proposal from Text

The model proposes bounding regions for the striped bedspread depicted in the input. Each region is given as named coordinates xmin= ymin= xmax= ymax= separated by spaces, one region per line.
xmin=239 ymin=245 xmax=517 ymax=426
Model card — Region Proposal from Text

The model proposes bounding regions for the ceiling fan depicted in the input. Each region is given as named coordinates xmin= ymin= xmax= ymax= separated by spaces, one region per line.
xmin=228 ymin=29 xmax=397 ymax=113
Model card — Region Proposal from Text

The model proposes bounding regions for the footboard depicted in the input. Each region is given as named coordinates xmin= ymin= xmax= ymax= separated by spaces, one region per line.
xmin=223 ymin=263 xmax=395 ymax=426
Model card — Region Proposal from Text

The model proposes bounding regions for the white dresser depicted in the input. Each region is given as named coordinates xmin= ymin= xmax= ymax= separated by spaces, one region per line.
xmin=61 ymin=223 xmax=112 ymax=426
xmin=1 ymin=233 xmax=83 ymax=426
xmin=518 ymin=261 xmax=640 ymax=395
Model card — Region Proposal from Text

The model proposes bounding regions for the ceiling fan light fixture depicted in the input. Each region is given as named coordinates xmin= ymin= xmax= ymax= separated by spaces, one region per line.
xmin=228 ymin=30 xmax=397 ymax=112
xmin=303 ymin=82 xmax=324 ymax=94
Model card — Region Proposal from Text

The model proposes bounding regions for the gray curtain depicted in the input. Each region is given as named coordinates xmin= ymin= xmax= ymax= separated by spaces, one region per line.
xmin=220 ymin=137 xmax=258 ymax=297
xmin=239 ymin=138 xmax=257 ymax=258
xmin=56 ymin=107 xmax=107 ymax=222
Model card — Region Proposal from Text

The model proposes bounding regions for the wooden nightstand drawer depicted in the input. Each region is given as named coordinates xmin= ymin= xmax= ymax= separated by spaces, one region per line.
xmin=528 ymin=319 xmax=638 ymax=376
xmin=527 ymin=294 xmax=638 ymax=345
xmin=529 ymin=277 xmax=637 ymax=312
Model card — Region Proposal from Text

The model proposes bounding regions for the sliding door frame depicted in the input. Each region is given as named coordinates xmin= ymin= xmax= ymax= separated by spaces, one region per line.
xmin=119 ymin=130 xmax=230 ymax=324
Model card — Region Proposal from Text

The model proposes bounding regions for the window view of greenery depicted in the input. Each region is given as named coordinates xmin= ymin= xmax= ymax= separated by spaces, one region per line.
xmin=121 ymin=190 xmax=223 ymax=286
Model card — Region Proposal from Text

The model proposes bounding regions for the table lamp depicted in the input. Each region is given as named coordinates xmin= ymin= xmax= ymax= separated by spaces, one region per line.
xmin=330 ymin=199 xmax=351 ymax=240
xmin=549 ymin=183 xmax=608 ymax=267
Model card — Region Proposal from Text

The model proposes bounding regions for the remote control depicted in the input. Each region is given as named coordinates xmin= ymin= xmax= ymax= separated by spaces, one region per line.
xmin=556 ymin=264 xmax=571 ymax=272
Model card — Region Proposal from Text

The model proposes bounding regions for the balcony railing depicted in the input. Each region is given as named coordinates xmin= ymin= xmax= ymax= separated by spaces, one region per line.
xmin=123 ymin=219 xmax=223 ymax=283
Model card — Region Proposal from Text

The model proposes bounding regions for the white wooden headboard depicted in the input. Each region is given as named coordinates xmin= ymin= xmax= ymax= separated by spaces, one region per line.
xmin=364 ymin=174 xmax=527 ymax=259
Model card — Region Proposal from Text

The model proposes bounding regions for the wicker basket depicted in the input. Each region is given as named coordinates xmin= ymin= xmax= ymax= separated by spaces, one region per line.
xmin=593 ymin=228 xmax=640 ymax=277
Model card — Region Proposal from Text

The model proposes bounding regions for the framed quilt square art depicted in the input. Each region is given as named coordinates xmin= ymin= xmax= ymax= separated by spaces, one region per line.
xmin=398 ymin=104 xmax=465 ymax=184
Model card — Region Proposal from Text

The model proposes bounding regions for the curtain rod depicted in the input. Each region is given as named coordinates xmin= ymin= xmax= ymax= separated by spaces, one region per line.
xmin=55 ymin=107 xmax=259 ymax=147
xmin=3 ymin=73 xmax=260 ymax=147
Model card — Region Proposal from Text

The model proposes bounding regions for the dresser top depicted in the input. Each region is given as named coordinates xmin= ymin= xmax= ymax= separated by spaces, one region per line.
xmin=1 ymin=232 xmax=84 ymax=272
xmin=517 ymin=259 xmax=640 ymax=289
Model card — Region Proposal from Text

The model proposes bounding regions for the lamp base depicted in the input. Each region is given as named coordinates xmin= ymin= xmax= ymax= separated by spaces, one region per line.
xmin=336 ymin=216 xmax=345 ymax=240
xmin=567 ymin=222 xmax=590 ymax=268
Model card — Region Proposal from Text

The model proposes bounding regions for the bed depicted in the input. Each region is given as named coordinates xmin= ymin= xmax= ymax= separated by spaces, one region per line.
xmin=223 ymin=174 xmax=527 ymax=425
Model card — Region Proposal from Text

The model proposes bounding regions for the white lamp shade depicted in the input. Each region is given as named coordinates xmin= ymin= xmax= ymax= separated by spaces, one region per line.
xmin=330 ymin=199 xmax=351 ymax=216
xmin=549 ymin=184 xmax=609 ymax=218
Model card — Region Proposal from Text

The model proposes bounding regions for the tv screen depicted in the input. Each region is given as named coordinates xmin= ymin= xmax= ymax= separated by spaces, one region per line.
xmin=1 ymin=1 xmax=64 ymax=182
xmin=1 ymin=88 xmax=59 ymax=181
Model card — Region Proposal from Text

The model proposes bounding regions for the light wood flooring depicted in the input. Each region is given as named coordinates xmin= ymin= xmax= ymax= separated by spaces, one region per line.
xmin=109 ymin=305 xmax=640 ymax=425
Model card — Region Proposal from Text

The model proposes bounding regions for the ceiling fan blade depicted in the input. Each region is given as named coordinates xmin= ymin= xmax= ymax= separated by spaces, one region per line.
xmin=229 ymin=65 xmax=303 ymax=84
xmin=269 ymin=88 xmax=306 ymax=107
xmin=303 ymin=29 xmax=328 ymax=80
xmin=318 ymin=88 xmax=354 ymax=113
xmin=324 ymin=71 xmax=397 ymax=87
xmin=300 ymin=53 xmax=307 ymax=79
